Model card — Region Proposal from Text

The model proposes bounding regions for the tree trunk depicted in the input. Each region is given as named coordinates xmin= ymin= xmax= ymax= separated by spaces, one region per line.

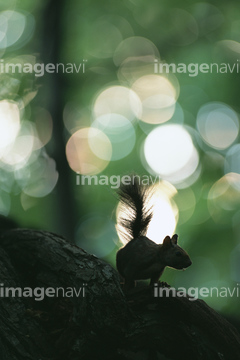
xmin=0 ymin=229 xmax=239 ymax=360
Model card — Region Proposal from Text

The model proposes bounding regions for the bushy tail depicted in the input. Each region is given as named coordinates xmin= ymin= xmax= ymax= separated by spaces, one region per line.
xmin=117 ymin=179 xmax=153 ymax=241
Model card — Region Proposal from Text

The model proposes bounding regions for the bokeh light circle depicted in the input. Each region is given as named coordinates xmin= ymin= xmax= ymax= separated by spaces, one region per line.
xmin=0 ymin=100 xmax=20 ymax=156
xmin=132 ymin=75 xmax=177 ymax=124
xmin=143 ymin=124 xmax=199 ymax=184
xmin=1 ymin=135 xmax=34 ymax=167
xmin=16 ymin=156 xmax=59 ymax=198
xmin=0 ymin=10 xmax=25 ymax=49
xmin=113 ymin=36 xmax=160 ymax=66
xmin=208 ymin=173 xmax=240 ymax=223
xmin=0 ymin=10 xmax=35 ymax=49
xmin=197 ymin=102 xmax=239 ymax=150
xmin=93 ymin=85 xmax=142 ymax=121
xmin=225 ymin=145 xmax=240 ymax=186
xmin=66 ymin=128 xmax=112 ymax=175
xmin=92 ymin=114 xmax=136 ymax=160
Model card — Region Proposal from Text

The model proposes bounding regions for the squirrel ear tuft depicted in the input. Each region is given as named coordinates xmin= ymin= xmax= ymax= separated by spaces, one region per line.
xmin=163 ymin=236 xmax=171 ymax=247
xmin=171 ymin=234 xmax=178 ymax=245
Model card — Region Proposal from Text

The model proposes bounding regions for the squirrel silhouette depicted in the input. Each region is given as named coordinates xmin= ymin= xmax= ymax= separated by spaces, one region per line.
xmin=116 ymin=179 xmax=192 ymax=290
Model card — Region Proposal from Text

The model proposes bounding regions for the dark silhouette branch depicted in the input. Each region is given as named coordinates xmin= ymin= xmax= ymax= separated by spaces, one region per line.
xmin=0 ymin=228 xmax=240 ymax=360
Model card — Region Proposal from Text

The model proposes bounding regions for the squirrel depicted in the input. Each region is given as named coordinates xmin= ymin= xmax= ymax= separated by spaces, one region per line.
xmin=116 ymin=179 xmax=192 ymax=290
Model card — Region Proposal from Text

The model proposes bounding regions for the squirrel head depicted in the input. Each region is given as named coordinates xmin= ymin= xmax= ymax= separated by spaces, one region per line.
xmin=160 ymin=234 xmax=192 ymax=270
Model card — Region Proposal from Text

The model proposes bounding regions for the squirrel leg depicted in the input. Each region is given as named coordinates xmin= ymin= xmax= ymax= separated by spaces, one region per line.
xmin=150 ymin=273 xmax=162 ymax=286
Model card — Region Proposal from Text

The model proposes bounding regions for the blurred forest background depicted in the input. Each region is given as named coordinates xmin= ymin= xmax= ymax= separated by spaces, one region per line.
xmin=0 ymin=0 xmax=240 ymax=322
